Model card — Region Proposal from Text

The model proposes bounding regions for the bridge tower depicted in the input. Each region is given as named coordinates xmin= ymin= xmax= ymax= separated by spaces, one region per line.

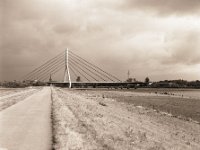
xmin=63 ymin=48 xmax=72 ymax=88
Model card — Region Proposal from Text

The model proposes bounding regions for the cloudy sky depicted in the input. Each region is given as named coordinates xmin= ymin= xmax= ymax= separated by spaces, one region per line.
xmin=1 ymin=0 xmax=200 ymax=81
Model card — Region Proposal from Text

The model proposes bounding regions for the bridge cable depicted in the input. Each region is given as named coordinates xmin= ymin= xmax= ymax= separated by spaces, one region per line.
xmin=70 ymin=51 xmax=121 ymax=82
xmin=68 ymin=66 xmax=78 ymax=81
xmin=69 ymin=53 xmax=115 ymax=82
xmin=40 ymin=62 xmax=65 ymax=81
xmin=68 ymin=62 xmax=90 ymax=82
xmin=23 ymin=51 xmax=64 ymax=80
xmin=69 ymin=58 xmax=99 ymax=82
xmin=28 ymin=54 xmax=64 ymax=80
xmin=69 ymin=55 xmax=107 ymax=82
xmin=24 ymin=52 xmax=64 ymax=80
xmin=35 ymin=56 xmax=65 ymax=81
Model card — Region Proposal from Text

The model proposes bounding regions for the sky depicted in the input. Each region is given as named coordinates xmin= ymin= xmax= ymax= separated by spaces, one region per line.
xmin=1 ymin=0 xmax=200 ymax=81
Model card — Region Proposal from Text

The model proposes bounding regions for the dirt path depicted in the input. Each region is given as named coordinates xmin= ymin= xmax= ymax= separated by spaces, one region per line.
xmin=52 ymin=88 xmax=200 ymax=150
xmin=0 ymin=87 xmax=52 ymax=150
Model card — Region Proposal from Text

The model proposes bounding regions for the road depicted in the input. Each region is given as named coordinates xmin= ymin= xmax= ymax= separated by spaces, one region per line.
xmin=0 ymin=87 xmax=52 ymax=150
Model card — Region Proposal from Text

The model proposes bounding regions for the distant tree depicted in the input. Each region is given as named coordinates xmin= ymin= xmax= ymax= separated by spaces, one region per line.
xmin=126 ymin=78 xmax=133 ymax=83
xmin=126 ymin=78 xmax=137 ymax=83
xmin=76 ymin=76 xmax=81 ymax=82
xmin=145 ymin=77 xmax=150 ymax=84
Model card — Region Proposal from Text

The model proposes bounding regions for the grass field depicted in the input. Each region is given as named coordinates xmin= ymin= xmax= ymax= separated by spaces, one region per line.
xmin=0 ymin=87 xmax=40 ymax=111
xmin=52 ymin=87 xmax=200 ymax=150
xmin=73 ymin=88 xmax=200 ymax=123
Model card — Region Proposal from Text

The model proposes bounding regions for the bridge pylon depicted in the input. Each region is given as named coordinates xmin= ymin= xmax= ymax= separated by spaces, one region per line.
xmin=63 ymin=48 xmax=72 ymax=88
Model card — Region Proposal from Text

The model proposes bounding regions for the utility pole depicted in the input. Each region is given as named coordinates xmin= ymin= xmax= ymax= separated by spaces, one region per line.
xmin=64 ymin=48 xmax=71 ymax=88
xmin=49 ymin=73 xmax=52 ymax=82
xmin=128 ymin=70 xmax=130 ymax=79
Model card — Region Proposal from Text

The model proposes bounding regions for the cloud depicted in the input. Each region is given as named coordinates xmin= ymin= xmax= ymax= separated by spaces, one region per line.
xmin=122 ymin=0 xmax=200 ymax=15
xmin=1 ymin=0 xmax=200 ymax=81
xmin=162 ymin=31 xmax=200 ymax=65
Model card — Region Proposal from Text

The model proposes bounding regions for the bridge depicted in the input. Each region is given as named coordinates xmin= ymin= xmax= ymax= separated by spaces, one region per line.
xmin=23 ymin=49 xmax=145 ymax=88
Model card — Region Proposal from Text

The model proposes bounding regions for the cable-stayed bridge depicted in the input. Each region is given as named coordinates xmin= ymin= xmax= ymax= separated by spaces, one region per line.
xmin=23 ymin=49 xmax=144 ymax=88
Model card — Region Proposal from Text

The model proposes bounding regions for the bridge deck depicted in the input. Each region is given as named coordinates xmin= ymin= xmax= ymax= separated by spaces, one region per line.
xmin=48 ymin=82 xmax=146 ymax=88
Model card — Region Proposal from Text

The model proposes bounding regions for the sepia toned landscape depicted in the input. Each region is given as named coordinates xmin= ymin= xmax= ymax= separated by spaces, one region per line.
xmin=1 ymin=0 xmax=200 ymax=150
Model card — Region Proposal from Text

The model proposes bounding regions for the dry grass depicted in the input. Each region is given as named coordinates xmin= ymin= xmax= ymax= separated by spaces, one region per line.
xmin=74 ymin=89 xmax=200 ymax=123
xmin=0 ymin=88 xmax=40 ymax=111
xmin=51 ymin=87 xmax=200 ymax=150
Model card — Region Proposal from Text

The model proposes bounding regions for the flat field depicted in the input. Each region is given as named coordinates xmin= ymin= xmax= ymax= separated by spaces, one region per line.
xmin=74 ymin=88 xmax=200 ymax=122
xmin=51 ymin=88 xmax=200 ymax=150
